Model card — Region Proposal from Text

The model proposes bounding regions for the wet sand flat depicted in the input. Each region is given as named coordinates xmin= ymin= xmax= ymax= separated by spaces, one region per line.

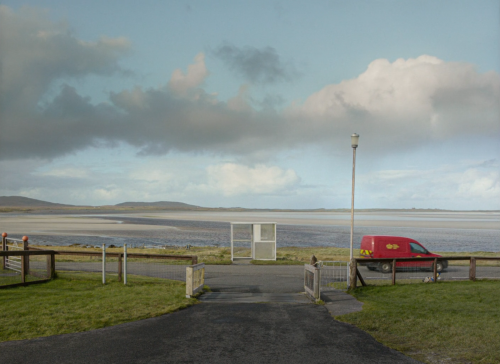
xmin=0 ymin=211 xmax=498 ymax=237
xmin=0 ymin=215 xmax=176 ymax=236
xmin=106 ymin=211 xmax=500 ymax=230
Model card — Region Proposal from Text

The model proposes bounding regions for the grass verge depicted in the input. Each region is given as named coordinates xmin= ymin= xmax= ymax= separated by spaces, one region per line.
xmin=30 ymin=245 xmax=232 ymax=265
xmin=0 ymin=271 xmax=197 ymax=342
xmin=337 ymin=280 xmax=500 ymax=363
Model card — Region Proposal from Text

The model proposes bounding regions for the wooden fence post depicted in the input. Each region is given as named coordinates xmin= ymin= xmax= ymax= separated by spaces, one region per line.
xmin=23 ymin=236 xmax=29 ymax=275
xmin=1 ymin=232 xmax=6 ymax=270
xmin=46 ymin=253 xmax=56 ymax=279
xmin=118 ymin=253 xmax=122 ymax=282
xmin=469 ymin=257 xmax=476 ymax=281
xmin=349 ymin=258 xmax=357 ymax=290
xmin=392 ymin=259 xmax=396 ymax=285
xmin=21 ymin=254 xmax=26 ymax=283
xmin=314 ymin=265 xmax=320 ymax=300
xmin=433 ymin=258 xmax=438 ymax=283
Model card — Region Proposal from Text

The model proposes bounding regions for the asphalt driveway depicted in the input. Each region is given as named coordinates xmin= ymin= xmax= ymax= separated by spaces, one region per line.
xmin=0 ymin=302 xmax=420 ymax=364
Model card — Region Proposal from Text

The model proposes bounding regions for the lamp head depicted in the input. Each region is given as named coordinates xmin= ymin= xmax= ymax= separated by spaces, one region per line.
xmin=351 ymin=133 xmax=359 ymax=148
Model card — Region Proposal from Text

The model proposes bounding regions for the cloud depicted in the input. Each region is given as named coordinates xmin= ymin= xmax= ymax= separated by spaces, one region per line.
xmin=292 ymin=55 xmax=500 ymax=150
xmin=213 ymin=43 xmax=299 ymax=84
xmin=359 ymin=160 xmax=500 ymax=209
xmin=0 ymin=6 xmax=130 ymax=114
xmin=167 ymin=53 xmax=209 ymax=96
xmin=204 ymin=163 xmax=300 ymax=196
xmin=0 ymin=7 xmax=498 ymax=163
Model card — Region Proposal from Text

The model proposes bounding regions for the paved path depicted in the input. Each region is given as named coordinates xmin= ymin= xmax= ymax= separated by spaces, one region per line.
xmin=0 ymin=264 xmax=421 ymax=363
xmin=0 ymin=303 xmax=420 ymax=364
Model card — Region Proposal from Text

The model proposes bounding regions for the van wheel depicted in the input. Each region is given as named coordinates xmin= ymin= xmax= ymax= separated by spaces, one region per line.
xmin=434 ymin=262 xmax=444 ymax=273
xmin=380 ymin=262 xmax=392 ymax=273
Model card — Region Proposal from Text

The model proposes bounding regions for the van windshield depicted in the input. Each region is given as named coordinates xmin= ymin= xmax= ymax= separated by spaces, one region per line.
xmin=410 ymin=242 xmax=428 ymax=254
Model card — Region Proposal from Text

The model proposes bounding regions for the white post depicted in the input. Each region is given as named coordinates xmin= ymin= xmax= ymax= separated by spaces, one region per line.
xmin=230 ymin=223 xmax=234 ymax=262
xmin=102 ymin=244 xmax=106 ymax=284
xmin=123 ymin=244 xmax=127 ymax=285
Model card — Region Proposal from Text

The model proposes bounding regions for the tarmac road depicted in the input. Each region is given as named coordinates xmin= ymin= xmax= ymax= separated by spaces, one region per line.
xmin=0 ymin=302 xmax=420 ymax=364
xmin=0 ymin=262 xmax=428 ymax=363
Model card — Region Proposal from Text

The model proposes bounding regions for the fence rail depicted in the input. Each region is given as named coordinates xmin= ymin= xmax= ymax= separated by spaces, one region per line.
xmin=349 ymin=256 xmax=500 ymax=289
xmin=28 ymin=246 xmax=198 ymax=283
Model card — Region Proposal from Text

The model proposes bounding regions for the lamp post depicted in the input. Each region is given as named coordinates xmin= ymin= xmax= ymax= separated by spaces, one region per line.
xmin=350 ymin=133 xmax=359 ymax=260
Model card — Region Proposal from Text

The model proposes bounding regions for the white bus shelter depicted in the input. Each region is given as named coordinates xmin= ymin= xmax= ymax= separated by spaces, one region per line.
xmin=230 ymin=222 xmax=277 ymax=261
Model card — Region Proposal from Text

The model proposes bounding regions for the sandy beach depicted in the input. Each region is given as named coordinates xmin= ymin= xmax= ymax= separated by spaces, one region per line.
xmin=0 ymin=211 xmax=498 ymax=236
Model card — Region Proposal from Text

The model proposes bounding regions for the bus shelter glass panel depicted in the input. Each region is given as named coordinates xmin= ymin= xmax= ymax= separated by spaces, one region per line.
xmin=231 ymin=223 xmax=252 ymax=259
xmin=253 ymin=224 xmax=276 ymax=260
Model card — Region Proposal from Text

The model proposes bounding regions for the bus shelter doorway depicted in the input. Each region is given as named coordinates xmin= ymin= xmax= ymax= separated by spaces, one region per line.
xmin=230 ymin=223 xmax=277 ymax=262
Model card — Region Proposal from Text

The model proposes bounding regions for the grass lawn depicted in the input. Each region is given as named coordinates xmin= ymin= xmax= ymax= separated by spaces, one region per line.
xmin=0 ymin=272 xmax=197 ymax=342
xmin=337 ymin=280 xmax=500 ymax=364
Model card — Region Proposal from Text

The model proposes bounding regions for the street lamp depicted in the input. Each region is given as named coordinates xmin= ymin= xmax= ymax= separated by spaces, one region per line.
xmin=350 ymin=133 xmax=359 ymax=261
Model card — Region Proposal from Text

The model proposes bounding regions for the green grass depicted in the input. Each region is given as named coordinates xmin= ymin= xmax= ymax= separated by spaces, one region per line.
xmin=0 ymin=272 xmax=198 ymax=342
xmin=337 ymin=281 xmax=500 ymax=363
xmin=30 ymin=245 xmax=233 ymax=265
xmin=0 ymin=268 xmax=48 ymax=286
xmin=250 ymin=259 xmax=304 ymax=265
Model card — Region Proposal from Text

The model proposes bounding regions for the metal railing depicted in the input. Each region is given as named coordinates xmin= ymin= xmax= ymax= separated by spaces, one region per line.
xmin=318 ymin=261 xmax=350 ymax=291
xmin=3 ymin=237 xmax=28 ymax=273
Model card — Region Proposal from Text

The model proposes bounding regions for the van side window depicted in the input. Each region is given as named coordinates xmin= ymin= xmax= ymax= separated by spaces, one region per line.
xmin=410 ymin=243 xmax=427 ymax=254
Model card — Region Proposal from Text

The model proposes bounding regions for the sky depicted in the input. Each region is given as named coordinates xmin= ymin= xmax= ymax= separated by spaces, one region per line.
xmin=0 ymin=1 xmax=499 ymax=210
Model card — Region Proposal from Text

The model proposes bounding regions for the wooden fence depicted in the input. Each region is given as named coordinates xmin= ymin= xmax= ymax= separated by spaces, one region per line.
xmin=348 ymin=256 xmax=500 ymax=289
xmin=28 ymin=246 xmax=197 ymax=282
xmin=0 ymin=250 xmax=56 ymax=289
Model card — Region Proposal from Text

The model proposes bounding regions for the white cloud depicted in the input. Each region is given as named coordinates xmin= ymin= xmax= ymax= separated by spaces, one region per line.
xmin=167 ymin=53 xmax=209 ymax=96
xmin=291 ymin=55 xmax=499 ymax=148
xmin=358 ymin=160 xmax=500 ymax=209
xmin=205 ymin=163 xmax=300 ymax=196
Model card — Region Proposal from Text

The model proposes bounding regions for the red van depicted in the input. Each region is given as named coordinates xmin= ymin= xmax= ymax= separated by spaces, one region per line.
xmin=359 ymin=235 xmax=447 ymax=273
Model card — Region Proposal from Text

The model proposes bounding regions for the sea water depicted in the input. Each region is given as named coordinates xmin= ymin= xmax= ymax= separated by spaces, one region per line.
xmin=8 ymin=213 xmax=500 ymax=253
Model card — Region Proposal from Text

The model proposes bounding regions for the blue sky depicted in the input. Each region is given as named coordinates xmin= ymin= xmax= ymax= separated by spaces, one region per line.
xmin=0 ymin=1 xmax=499 ymax=209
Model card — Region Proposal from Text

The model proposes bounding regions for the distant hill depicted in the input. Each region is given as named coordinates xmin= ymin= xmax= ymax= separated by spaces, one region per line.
xmin=114 ymin=201 xmax=200 ymax=209
xmin=0 ymin=196 xmax=73 ymax=207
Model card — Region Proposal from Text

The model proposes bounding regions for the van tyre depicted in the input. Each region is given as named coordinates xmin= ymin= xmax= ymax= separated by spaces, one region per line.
xmin=380 ymin=262 xmax=392 ymax=273
xmin=434 ymin=262 xmax=444 ymax=273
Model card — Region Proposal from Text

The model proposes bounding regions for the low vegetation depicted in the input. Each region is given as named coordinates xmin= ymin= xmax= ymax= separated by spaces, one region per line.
xmin=0 ymin=272 xmax=197 ymax=342
xmin=29 ymin=245 xmax=499 ymax=266
xmin=253 ymin=246 xmax=351 ymax=264
xmin=338 ymin=281 xmax=500 ymax=364
xmin=30 ymin=244 xmax=232 ymax=265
